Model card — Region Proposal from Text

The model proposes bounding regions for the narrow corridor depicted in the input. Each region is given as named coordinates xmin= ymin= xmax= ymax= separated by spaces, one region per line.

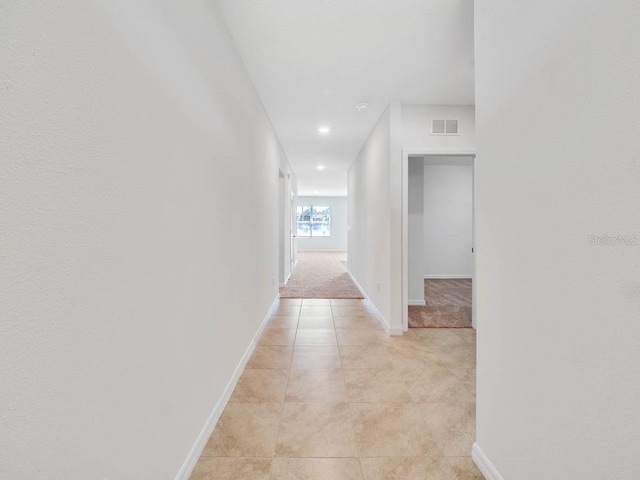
xmin=190 ymin=298 xmax=481 ymax=479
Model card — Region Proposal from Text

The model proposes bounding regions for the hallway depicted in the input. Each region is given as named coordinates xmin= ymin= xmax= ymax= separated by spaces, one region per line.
xmin=190 ymin=298 xmax=481 ymax=479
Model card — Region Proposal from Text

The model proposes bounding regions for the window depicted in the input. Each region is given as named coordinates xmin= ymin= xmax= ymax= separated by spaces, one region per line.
xmin=297 ymin=205 xmax=330 ymax=237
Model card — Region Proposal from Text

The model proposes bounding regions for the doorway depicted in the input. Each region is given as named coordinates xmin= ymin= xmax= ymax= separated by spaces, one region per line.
xmin=402 ymin=150 xmax=476 ymax=331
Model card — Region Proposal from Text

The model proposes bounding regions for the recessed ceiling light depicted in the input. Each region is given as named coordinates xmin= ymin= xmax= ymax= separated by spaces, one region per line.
xmin=318 ymin=126 xmax=330 ymax=134
xmin=314 ymin=190 xmax=319 ymax=194
xmin=356 ymin=103 xmax=369 ymax=112
xmin=317 ymin=165 xmax=325 ymax=171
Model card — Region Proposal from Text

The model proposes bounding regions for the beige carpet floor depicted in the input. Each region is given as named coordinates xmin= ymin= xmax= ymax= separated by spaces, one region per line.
xmin=280 ymin=252 xmax=364 ymax=299
xmin=409 ymin=279 xmax=472 ymax=328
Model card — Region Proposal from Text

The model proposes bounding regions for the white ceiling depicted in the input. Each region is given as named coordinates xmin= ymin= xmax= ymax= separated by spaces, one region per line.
xmin=216 ymin=0 xmax=475 ymax=196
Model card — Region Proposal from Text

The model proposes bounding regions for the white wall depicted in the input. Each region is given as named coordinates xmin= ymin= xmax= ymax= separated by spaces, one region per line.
xmin=348 ymin=105 xmax=394 ymax=329
xmin=401 ymin=104 xmax=476 ymax=150
xmin=407 ymin=158 xmax=425 ymax=304
xmin=296 ymin=196 xmax=348 ymax=252
xmin=423 ymin=156 xmax=473 ymax=278
xmin=0 ymin=2 xmax=295 ymax=479
xmin=474 ymin=1 xmax=640 ymax=479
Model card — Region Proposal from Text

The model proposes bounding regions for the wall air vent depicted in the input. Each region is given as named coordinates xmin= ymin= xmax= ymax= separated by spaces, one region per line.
xmin=431 ymin=119 xmax=459 ymax=135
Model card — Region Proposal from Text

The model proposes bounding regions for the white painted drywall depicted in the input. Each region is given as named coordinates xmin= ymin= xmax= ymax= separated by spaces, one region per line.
xmin=401 ymin=104 xmax=476 ymax=150
xmin=0 ymin=2 xmax=296 ymax=479
xmin=423 ymin=156 xmax=473 ymax=278
xmin=348 ymin=105 xmax=393 ymax=328
xmin=296 ymin=196 xmax=348 ymax=252
xmin=407 ymin=158 xmax=425 ymax=303
xmin=475 ymin=1 xmax=640 ymax=479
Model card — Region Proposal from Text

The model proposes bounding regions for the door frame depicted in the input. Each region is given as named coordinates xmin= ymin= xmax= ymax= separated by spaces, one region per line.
xmin=401 ymin=148 xmax=477 ymax=332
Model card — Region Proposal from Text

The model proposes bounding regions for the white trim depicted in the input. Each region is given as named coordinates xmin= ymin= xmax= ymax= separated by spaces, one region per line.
xmin=401 ymin=148 xmax=476 ymax=333
xmin=345 ymin=269 xmax=399 ymax=335
xmin=408 ymin=299 xmax=426 ymax=306
xmin=472 ymin=443 xmax=505 ymax=480
xmin=174 ymin=295 xmax=279 ymax=480
xmin=424 ymin=274 xmax=473 ymax=279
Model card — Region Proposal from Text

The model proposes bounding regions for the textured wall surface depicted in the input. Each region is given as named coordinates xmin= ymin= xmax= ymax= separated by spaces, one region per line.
xmin=0 ymin=1 xmax=295 ymax=478
xmin=475 ymin=1 xmax=640 ymax=478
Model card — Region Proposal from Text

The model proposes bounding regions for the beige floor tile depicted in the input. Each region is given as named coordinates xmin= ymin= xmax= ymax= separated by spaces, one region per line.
xmin=428 ymin=345 xmax=476 ymax=368
xmin=451 ymin=368 xmax=476 ymax=395
xmin=291 ymin=345 xmax=342 ymax=370
xmin=267 ymin=316 xmax=299 ymax=329
xmin=278 ymin=298 xmax=303 ymax=306
xmin=272 ymin=306 xmax=300 ymax=317
xmin=431 ymin=428 xmax=476 ymax=456
xmin=189 ymin=299 xmax=479 ymax=479
xmin=295 ymin=329 xmax=337 ymax=345
xmin=360 ymin=457 xmax=453 ymax=480
xmin=229 ymin=369 xmax=289 ymax=403
xmin=409 ymin=328 xmax=467 ymax=345
xmin=420 ymin=402 xmax=476 ymax=433
xmin=388 ymin=330 xmax=427 ymax=344
xmin=300 ymin=306 xmax=333 ymax=317
xmin=350 ymin=403 xmax=441 ymax=457
xmin=270 ymin=458 xmax=363 ymax=480
xmin=444 ymin=456 xmax=485 ymax=479
xmin=339 ymin=345 xmax=394 ymax=370
xmin=336 ymin=329 xmax=390 ymax=346
xmin=400 ymin=365 xmax=475 ymax=403
xmin=189 ymin=457 xmax=272 ymax=480
xmin=297 ymin=316 xmax=335 ymax=329
xmin=201 ymin=403 xmax=282 ymax=457
xmin=361 ymin=456 xmax=482 ymax=480
xmin=452 ymin=328 xmax=476 ymax=345
xmin=387 ymin=343 xmax=446 ymax=370
xmin=332 ymin=306 xmax=376 ymax=317
xmin=334 ymin=316 xmax=383 ymax=330
xmin=330 ymin=298 xmax=370 ymax=307
xmin=257 ymin=328 xmax=297 ymax=346
xmin=285 ymin=369 xmax=347 ymax=403
xmin=276 ymin=403 xmax=358 ymax=457
xmin=246 ymin=346 xmax=293 ymax=369
xmin=302 ymin=299 xmax=331 ymax=307
xmin=344 ymin=368 xmax=412 ymax=403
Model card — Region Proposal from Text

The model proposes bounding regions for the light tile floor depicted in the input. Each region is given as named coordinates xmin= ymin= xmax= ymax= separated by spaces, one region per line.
xmin=190 ymin=298 xmax=482 ymax=480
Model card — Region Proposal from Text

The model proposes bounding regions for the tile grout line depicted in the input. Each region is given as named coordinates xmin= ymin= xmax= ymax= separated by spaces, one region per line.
xmin=333 ymin=299 xmax=369 ymax=480
xmin=269 ymin=298 xmax=300 ymax=468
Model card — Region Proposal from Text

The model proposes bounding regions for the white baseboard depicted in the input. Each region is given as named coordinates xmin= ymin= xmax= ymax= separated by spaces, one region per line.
xmin=345 ymin=269 xmax=395 ymax=334
xmin=408 ymin=299 xmax=426 ymax=306
xmin=472 ymin=443 xmax=504 ymax=480
xmin=424 ymin=274 xmax=473 ymax=279
xmin=174 ymin=295 xmax=279 ymax=480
